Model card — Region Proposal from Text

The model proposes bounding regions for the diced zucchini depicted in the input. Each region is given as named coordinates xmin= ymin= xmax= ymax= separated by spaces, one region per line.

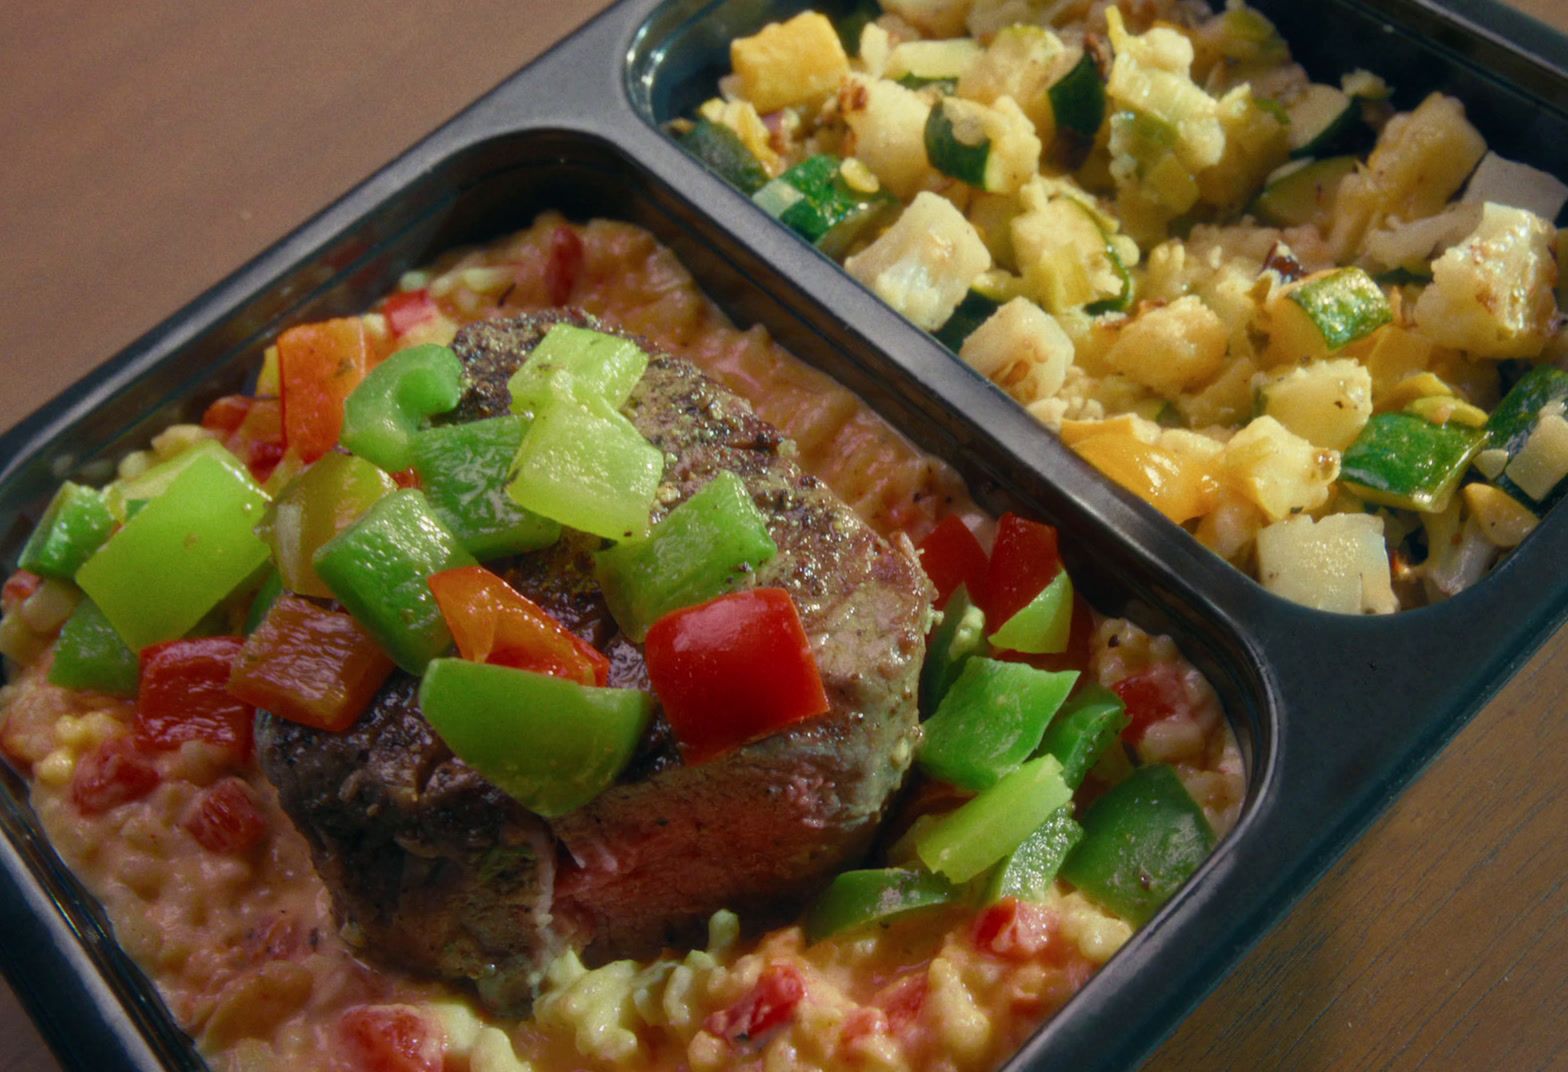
xmin=1338 ymin=411 xmax=1483 ymax=512
xmin=1252 ymin=156 xmax=1357 ymax=228
xmin=1485 ymin=366 xmax=1568 ymax=511
xmin=1048 ymin=51 xmax=1106 ymax=140
xmin=1013 ymin=196 xmax=1129 ymax=313
xmin=1255 ymin=513 xmax=1397 ymax=614
xmin=887 ymin=39 xmax=982 ymax=88
xmin=1460 ymin=152 xmax=1568 ymax=222
xmin=844 ymin=191 xmax=993 ymax=330
xmin=1266 ymin=267 xmax=1392 ymax=360
xmin=958 ymin=297 xmax=1075 ymax=401
xmin=934 ymin=290 xmax=1004 ymax=352
xmin=924 ymin=97 xmax=1041 ymax=194
xmin=834 ymin=0 xmax=881 ymax=55
xmin=1285 ymin=83 xmax=1370 ymax=159
xmin=752 ymin=154 xmax=897 ymax=258
xmin=677 ymin=119 xmax=769 ymax=195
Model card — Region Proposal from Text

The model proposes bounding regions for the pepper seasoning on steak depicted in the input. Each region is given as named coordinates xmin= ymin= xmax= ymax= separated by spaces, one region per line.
xmin=257 ymin=311 xmax=932 ymax=1011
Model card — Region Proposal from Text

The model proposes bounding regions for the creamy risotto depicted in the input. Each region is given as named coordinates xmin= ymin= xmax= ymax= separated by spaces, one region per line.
xmin=0 ymin=215 xmax=1241 ymax=1072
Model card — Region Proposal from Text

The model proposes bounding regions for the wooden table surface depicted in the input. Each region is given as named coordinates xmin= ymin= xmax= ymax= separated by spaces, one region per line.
xmin=2 ymin=2 xmax=1565 ymax=1070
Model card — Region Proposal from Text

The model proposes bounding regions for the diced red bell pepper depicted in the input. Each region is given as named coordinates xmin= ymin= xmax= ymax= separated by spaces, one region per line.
xmin=381 ymin=289 xmax=438 ymax=337
xmin=983 ymin=514 xmax=1062 ymax=626
xmin=228 ymin=596 xmax=395 ymax=733
xmin=334 ymin=1005 xmax=442 ymax=1072
xmin=388 ymin=467 xmax=421 ymax=490
xmin=2 ymin=569 xmax=42 ymax=613
xmin=704 ymin=963 xmax=806 ymax=1044
xmin=278 ymin=318 xmax=371 ymax=463
xmin=916 ymin=515 xmax=989 ymax=610
xmin=136 ymin=637 xmax=255 ymax=759
xmin=971 ymin=897 xmax=1061 ymax=961
xmin=644 ymin=588 xmax=830 ymax=764
xmin=210 ymin=394 xmax=287 ymax=484
xmin=71 ymin=737 xmax=160 ymax=816
xmin=1111 ymin=662 xmax=1191 ymax=745
xmin=428 ymin=566 xmax=608 ymax=687
xmin=201 ymin=395 xmax=255 ymax=437
xmin=545 ymin=224 xmax=585 ymax=307
xmin=182 ymin=776 xmax=268 ymax=854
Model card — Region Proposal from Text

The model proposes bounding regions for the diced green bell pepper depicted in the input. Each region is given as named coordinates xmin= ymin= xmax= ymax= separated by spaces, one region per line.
xmin=262 ymin=452 xmax=397 ymax=598
xmin=594 ymin=471 xmax=777 ymax=642
xmin=988 ymin=570 xmax=1074 ymax=654
xmin=919 ymin=658 xmax=1077 ymax=790
xmin=47 ymin=598 xmax=140 ymax=696
xmin=1339 ymin=411 xmax=1482 ymax=512
xmin=916 ymin=754 xmax=1073 ymax=883
xmin=77 ymin=454 xmax=271 ymax=651
xmin=919 ymin=585 xmax=986 ymax=718
xmin=1059 ymin=763 xmax=1214 ymax=925
xmin=105 ymin=438 xmax=252 ymax=521
xmin=506 ymin=394 xmax=664 ymax=541
xmin=312 ymin=489 xmax=477 ymax=673
xmin=752 ymin=154 xmax=897 ymax=258
xmin=18 ymin=482 xmax=114 ymax=580
xmin=411 ymin=416 xmax=561 ymax=560
xmin=418 ymin=658 xmax=652 ymax=817
xmin=506 ymin=324 xmax=651 ymax=417
xmin=1034 ymin=683 xmax=1128 ymax=789
xmin=985 ymin=805 xmax=1084 ymax=903
xmin=1484 ymin=365 xmax=1568 ymax=510
xmin=677 ymin=119 xmax=770 ymax=196
xmin=804 ymin=868 xmax=959 ymax=941
xmin=340 ymin=343 xmax=466 ymax=472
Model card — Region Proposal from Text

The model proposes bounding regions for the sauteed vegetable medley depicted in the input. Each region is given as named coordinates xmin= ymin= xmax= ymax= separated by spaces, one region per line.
xmin=676 ymin=0 xmax=1568 ymax=613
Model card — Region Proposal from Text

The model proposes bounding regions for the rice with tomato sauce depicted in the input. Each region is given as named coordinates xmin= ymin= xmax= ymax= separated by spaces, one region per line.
xmin=0 ymin=216 xmax=1241 ymax=1072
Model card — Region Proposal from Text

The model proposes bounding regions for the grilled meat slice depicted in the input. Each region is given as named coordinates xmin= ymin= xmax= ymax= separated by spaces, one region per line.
xmin=257 ymin=311 xmax=931 ymax=1010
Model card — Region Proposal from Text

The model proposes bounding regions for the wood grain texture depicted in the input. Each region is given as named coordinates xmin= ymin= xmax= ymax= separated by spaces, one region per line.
xmin=1 ymin=2 xmax=1565 ymax=1072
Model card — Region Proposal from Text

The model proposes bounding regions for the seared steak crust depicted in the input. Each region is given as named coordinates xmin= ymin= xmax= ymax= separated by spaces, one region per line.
xmin=257 ymin=311 xmax=930 ymax=1010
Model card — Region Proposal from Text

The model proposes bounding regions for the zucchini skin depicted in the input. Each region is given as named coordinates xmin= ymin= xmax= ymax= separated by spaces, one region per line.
xmin=753 ymin=154 xmax=896 ymax=258
xmin=1485 ymin=365 xmax=1568 ymax=511
xmin=678 ymin=119 xmax=769 ymax=195
xmin=1340 ymin=411 xmax=1482 ymax=511
xmin=1049 ymin=52 xmax=1106 ymax=140
xmin=934 ymin=290 xmax=1003 ymax=351
xmin=925 ymin=100 xmax=990 ymax=188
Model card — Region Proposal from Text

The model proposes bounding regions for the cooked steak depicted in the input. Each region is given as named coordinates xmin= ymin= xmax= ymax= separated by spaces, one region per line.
xmin=256 ymin=311 xmax=931 ymax=1012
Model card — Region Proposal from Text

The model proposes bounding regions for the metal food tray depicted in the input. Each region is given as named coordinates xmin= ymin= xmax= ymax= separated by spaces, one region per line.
xmin=2 ymin=1 xmax=1566 ymax=1069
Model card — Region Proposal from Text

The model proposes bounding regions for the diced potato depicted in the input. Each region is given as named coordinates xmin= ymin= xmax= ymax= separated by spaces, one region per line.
xmin=1103 ymin=297 xmax=1229 ymax=398
xmin=1413 ymin=202 xmax=1558 ymax=359
xmin=1255 ymin=513 xmax=1397 ymax=614
xmin=887 ymin=39 xmax=984 ymax=85
xmin=845 ymin=192 xmax=993 ymax=330
xmin=883 ymin=0 xmax=974 ymax=38
xmin=959 ymin=297 xmax=1074 ymax=400
xmin=1357 ymin=324 xmax=1436 ymax=404
xmin=731 ymin=12 xmax=850 ymax=114
xmin=1195 ymin=489 xmax=1266 ymax=563
xmin=840 ymin=74 xmax=934 ymax=199
xmin=1177 ymin=354 xmax=1258 ymax=429
xmin=957 ymin=25 xmax=1065 ymax=138
xmin=1222 ymin=416 xmax=1340 ymax=521
xmin=1259 ymin=358 xmax=1373 ymax=450
xmin=1196 ymin=85 xmax=1290 ymax=213
xmin=1326 ymin=93 xmax=1486 ymax=259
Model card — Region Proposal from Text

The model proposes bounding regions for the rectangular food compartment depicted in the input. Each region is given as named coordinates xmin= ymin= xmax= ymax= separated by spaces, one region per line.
xmin=625 ymin=0 xmax=1568 ymax=618
xmin=0 ymin=127 xmax=1271 ymax=1072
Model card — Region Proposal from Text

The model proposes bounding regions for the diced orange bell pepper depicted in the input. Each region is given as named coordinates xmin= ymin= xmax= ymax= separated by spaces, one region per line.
xmin=278 ymin=317 xmax=370 ymax=463
xmin=228 ymin=595 xmax=396 ymax=732
xmin=427 ymin=565 xmax=609 ymax=687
